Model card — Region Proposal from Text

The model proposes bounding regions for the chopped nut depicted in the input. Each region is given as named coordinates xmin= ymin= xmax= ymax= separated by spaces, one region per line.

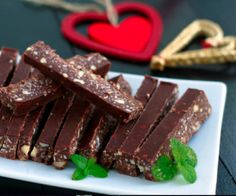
xmin=40 ymin=57 xmax=47 ymax=64
xmin=62 ymin=73 xmax=68 ymax=78
xmin=33 ymin=51 xmax=38 ymax=55
xmin=115 ymin=99 xmax=125 ymax=104
xmin=78 ymin=70 xmax=84 ymax=77
xmin=116 ymin=84 xmax=120 ymax=89
xmin=30 ymin=147 xmax=38 ymax=157
xmin=22 ymin=90 xmax=30 ymax=95
xmin=91 ymin=74 xmax=97 ymax=80
xmin=53 ymin=161 xmax=66 ymax=169
xmin=15 ymin=97 xmax=23 ymax=101
xmin=39 ymin=142 xmax=49 ymax=147
xmin=208 ymin=107 xmax=212 ymax=114
xmin=73 ymin=79 xmax=85 ymax=84
xmin=130 ymin=159 xmax=135 ymax=165
xmin=26 ymin=47 xmax=32 ymax=51
xmin=138 ymin=165 xmax=144 ymax=172
xmin=90 ymin=65 xmax=96 ymax=70
xmin=115 ymin=151 xmax=122 ymax=156
xmin=193 ymin=105 xmax=199 ymax=112
xmin=21 ymin=145 xmax=30 ymax=156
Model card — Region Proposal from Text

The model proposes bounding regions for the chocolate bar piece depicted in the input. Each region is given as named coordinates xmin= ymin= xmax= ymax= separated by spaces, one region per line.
xmin=77 ymin=75 xmax=132 ymax=160
xmin=53 ymin=98 xmax=93 ymax=169
xmin=0 ymin=60 xmax=31 ymax=150
xmin=17 ymin=107 xmax=45 ymax=160
xmin=100 ymin=75 xmax=158 ymax=168
xmin=115 ymin=82 xmax=178 ymax=176
xmin=30 ymin=91 xmax=74 ymax=163
xmin=24 ymin=41 xmax=143 ymax=122
xmin=0 ymin=74 xmax=62 ymax=116
xmin=77 ymin=109 xmax=109 ymax=158
xmin=67 ymin=53 xmax=110 ymax=78
xmin=0 ymin=48 xmax=18 ymax=86
xmin=109 ymin=75 xmax=132 ymax=95
xmin=0 ymin=53 xmax=110 ymax=115
xmin=0 ymin=48 xmax=18 ymax=149
xmin=11 ymin=58 xmax=31 ymax=84
xmin=134 ymin=89 xmax=212 ymax=180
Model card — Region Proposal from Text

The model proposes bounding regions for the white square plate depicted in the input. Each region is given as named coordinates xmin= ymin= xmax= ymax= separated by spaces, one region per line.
xmin=0 ymin=72 xmax=227 ymax=195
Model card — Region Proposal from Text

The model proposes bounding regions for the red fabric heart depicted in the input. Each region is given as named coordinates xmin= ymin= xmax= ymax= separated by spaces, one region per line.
xmin=88 ymin=16 xmax=152 ymax=53
xmin=61 ymin=2 xmax=163 ymax=62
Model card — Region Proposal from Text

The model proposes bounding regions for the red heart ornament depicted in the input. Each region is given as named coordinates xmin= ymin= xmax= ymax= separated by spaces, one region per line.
xmin=88 ymin=16 xmax=152 ymax=53
xmin=61 ymin=2 xmax=163 ymax=62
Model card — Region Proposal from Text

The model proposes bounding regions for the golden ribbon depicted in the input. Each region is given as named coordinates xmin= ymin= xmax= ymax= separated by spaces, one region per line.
xmin=151 ymin=19 xmax=236 ymax=71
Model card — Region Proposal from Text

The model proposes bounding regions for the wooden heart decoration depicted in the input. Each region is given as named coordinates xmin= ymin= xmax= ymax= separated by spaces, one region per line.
xmin=150 ymin=20 xmax=236 ymax=71
xmin=61 ymin=2 xmax=163 ymax=62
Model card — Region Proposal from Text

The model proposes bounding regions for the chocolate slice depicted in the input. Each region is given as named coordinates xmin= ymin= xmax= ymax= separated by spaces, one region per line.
xmin=100 ymin=75 xmax=158 ymax=168
xmin=0 ymin=48 xmax=18 ymax=86
xmin=17 ymin=107 xmax=45 ymax=160
xmin=52 ymin=98 xmax=93 ymax=169
xmin=0 ymin=58 xmax=31 ymax=151
xmin=23 ymin=41 xmax=143 ymax=122
xmin=77 ymin=75 xmax=132 ymax=161
xmin=0 ymin=48 xmax=18 ymax=149
xmin=115 ymin=82 xmax=178 ymax=176
xmin=0 ymin=74 xmax=62 ymax=116
xmin=134 ymin=89 xmax=212 ymax=180
xmin=30 ymin=91 xmax=74 ymax=163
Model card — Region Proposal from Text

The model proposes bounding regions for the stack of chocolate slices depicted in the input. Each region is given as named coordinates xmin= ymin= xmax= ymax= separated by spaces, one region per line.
xmin=0 ymin=41 xmax=212 ymax=181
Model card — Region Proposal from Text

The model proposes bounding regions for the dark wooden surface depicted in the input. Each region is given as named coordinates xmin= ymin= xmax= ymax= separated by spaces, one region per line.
xmin=0 ymin=0 xmax=236 ymax=195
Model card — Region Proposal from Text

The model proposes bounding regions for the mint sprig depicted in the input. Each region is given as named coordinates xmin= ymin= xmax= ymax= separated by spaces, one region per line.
xmin=70 ymin=154 xmax=108 ymax=180
xmin=151 ymin=138 xmax=198 ymax=183
xmin=151 ymin=155 xmax=177 ymax=181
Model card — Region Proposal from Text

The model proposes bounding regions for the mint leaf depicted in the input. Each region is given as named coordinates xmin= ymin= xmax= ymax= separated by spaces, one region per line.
xmin=151 ymin=155 xmax=177 ymax=181
xmin=70 ymin=154 xmax=88 ymax=170
xmin=84 ymin=158 xmax=96 ymax=175
xmin=72 ymin=168 xmax=87 ymax=180
xmin=177 ymin=163 xmax=197 ymax=183
xmin=70 ymin=154 xmax=109 ymax=181
xmin=89 ymin=164 xmax=108 ymax=178
xmin=170 ymin=138 xmax=197 ymax=167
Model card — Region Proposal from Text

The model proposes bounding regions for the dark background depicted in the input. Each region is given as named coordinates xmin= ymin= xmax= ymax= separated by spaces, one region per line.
xmin=0 ymin=0 xmax=236 ymax=195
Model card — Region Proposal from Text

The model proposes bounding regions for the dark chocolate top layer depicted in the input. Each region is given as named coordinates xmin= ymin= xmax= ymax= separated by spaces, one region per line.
xmin=119 ymin=82 xmax=178 ymax=156
xmin=101 ymin=76 xmax=158 ymax=164
xmin=24 ymin=41 xmax=143 ymax=122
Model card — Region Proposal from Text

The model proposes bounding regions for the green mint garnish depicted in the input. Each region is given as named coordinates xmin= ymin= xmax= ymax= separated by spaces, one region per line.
xmin=70 ymin=154 xmax=88 ymax=169
xmin=72 ymin=168 xmax=87 ymax=180
xmin=70 ymin=154 xmax=108 ymax=181
xmin=170 ymin=138 xmax=197 ymax=167
xmin=89 ymin=163 xmax=108 ymax=178
xmin=151 ymin=138 xmax=198 ymax=184
xmin=177 ymin=162 xmax=197 ymax=183
xmin=151 ymin=155 xmax=177 ymax=181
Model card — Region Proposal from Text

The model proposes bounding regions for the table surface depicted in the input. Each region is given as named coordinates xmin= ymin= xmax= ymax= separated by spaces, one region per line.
xmin=0 ymin=0 xmax=236 ymax=195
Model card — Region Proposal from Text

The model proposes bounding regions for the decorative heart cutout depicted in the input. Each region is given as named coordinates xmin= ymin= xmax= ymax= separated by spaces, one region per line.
xmin=88 ymin=16 xmax=152 ymax=53
xmin=61 ymin=2 xmax=163 ymax=62
xmin=150 ymin=20 xmax=235 ymax=71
